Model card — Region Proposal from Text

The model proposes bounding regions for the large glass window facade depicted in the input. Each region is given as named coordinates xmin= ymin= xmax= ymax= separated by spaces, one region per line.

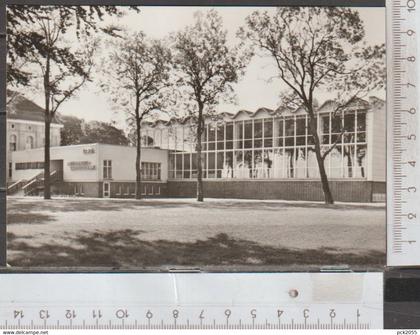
xmin=141 ymin=162 xmax=161 ymax=180
xmin=147 ymin=110 xmax=368 ymax=180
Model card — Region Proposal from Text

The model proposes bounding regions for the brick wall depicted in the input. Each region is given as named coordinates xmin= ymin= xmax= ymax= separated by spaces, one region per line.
xmin=167 ymin=180 xmax=386 ymax=202
xmin=53 ymin=181 xmax=167 ymax=198
xmin=109 ymin=182 xmax=167 ymax=198
xmin=53 ymin=182 xmax=101 ymax=197
xmin=52 ymin=179 xmax=385 ymax=202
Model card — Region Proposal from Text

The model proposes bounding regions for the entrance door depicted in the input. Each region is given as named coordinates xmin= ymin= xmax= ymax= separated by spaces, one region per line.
xmin=103 ymin=182 xmax=110 ymax=198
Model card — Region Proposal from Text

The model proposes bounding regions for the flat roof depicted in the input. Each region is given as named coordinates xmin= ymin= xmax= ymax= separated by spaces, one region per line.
xmin=11 ymin=142 xmax=169 ymax=153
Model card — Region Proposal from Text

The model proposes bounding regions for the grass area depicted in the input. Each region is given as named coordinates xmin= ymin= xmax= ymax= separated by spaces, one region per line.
xmin=6 ymin=197 xmax=386 ymax=269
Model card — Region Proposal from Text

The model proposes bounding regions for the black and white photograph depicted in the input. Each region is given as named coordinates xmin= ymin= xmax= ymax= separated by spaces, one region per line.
xmin=5 ymin=5 xmax=386 ymax=269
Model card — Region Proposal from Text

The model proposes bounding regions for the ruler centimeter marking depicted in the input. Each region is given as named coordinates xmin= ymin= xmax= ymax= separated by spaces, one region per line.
xmin=0 ymin=273 xmax=384 ymax=329
xmin=387 ymin=0 xmax=420 ymax=266
xmin=0 ymin=307 xmax=372 ymax=330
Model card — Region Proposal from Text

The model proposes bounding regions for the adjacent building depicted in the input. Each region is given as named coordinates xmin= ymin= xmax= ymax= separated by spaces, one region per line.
xmin=7 ymin=94 xmax=386 ymax=202
xmin=6 ymin=93 xmax=62 ymax=182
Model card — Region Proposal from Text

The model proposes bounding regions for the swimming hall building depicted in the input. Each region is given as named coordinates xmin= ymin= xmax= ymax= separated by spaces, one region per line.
xmin=7 ymin=95 xmax=385 ymax=202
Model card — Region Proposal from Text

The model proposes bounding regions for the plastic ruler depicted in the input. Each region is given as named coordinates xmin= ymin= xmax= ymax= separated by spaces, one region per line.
xmin=0 ymin=273 xmax=383 ymax=330
xmin=387 ymin=0 xmax=420 ymax=265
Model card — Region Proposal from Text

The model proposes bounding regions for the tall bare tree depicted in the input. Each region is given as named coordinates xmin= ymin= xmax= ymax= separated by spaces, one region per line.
xmin=172 ymin=10 xmax=250 ymax=202
xmin=101 ymin=32 xmax=172 ymax=199
xmin=239 ymin=7 xmax=385 ymax=204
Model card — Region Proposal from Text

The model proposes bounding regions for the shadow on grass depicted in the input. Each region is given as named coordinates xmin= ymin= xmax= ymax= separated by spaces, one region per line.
xmin=7 ymin=197 xmax=384 ymax=215
xmin=7 ymin=212 xmax=55 ymax=225
xmin=7 ymin=230 xmax=385 ymax=268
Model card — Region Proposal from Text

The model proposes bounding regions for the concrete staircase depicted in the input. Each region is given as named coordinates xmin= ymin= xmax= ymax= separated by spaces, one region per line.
xmin=7 ymin=170 xmax=60 ymax=196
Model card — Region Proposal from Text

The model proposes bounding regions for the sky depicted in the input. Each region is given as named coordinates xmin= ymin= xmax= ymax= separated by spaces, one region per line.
xmin=27 ymin=6 xmax=385 ymax=128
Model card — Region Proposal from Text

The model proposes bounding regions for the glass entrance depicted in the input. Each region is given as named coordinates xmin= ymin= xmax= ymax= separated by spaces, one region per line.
xmin=103 ymin=182 xmax=110 ymax=198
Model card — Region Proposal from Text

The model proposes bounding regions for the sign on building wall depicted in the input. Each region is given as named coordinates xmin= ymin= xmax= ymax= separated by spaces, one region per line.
xmin=83 ymin=147 xmax=96 ymax=154
xmin=67 ymin=161 xmax=96 ymax=170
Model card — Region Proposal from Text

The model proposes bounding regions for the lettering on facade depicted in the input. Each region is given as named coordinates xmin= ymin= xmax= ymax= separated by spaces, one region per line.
xmin=83 ymin=147 xmax=95 ymax=154
xmin=67 ymin=161 xmax=96 ymax=170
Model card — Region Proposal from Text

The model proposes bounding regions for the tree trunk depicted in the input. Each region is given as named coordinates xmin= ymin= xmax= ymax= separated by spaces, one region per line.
xmin=308 ymin=115 xmax=334 ymax=204
xmin=43 ymin=56 xmax=51 ymax=200
xmin=44 ymin=117 xmax=51 ymax=199
xmin=345 ymin=150 xmax=353 ymax=178
xmin=196 ymin=104 xmax=204 ymax=202
xmin=135 ymin=114 xmax=142 ymax=200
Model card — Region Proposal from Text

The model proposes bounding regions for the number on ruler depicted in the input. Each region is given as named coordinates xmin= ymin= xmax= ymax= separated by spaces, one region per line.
xmin=115 ymin=309 xmax=129 ymax=319
xmin=39 ymin=310 xmax=50 ymax=319
xmin=407 ymin=0 xmax=416 ymax=12
xmin=13 ymin=310 xmax=24 ymax=319
xmin=146 ymin=310 xmax=153 ymax=322
xmin=406 ymin=186 xmax=417 ymax=192
xmin=65 ymin=310 xmax=76 ymax=319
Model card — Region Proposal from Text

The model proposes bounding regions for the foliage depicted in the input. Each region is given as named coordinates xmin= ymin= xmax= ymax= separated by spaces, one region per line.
xmin=239 ymin=7 xmax=385 ymax=204
xmin=59 ymin=115 xmax=129 ymax=146
xmin=59 ymin=115 xmax=84 ymax=146
xmin=239 ymin=7 xmax=385 ymax=110
xmin=8 ymin=7 xmax=100 ymax=119
xmin=101 ymin=31 xmax=173 ymax=125
xmin=6 ymin=5 xmax=137 ymax=87
xmin=100 ymin=31 xmax=172 ymax=199
xmin=172 ymin=10 xmax=250 ymax=117
xmin=81 ymin=121 xmax=129 ymax=146
xmin=6 ymin=5 xmax=136 ymax=199
xmin=171 ymin=9 xmax=250 ymax=201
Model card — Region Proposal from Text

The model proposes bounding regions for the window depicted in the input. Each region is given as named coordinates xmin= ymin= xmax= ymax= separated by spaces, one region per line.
xmin=141 ymin=162 xmax=161 ymax=180
xmin=264 ymin=119 xmax=273 ymax=148
xmin=166 ymin=109 xmax=369 ymax=180
xmin=216 ymin=124 xmax=224 ymax=150
xmin=15 ymin=162 xmax=44 ymax=170
xmin=103 ymin=160 xmax=112 ymax=179
xmin=295 ymin=117 xmax=306 ymax=146
xmin=9 ymin=163 xmax=12 ymax=178
xmin=26 ymin=136 xmax=34 ymax=150
xmin=75 ymin=184 xmax=84 ymax=196
xmin=244 ymin=121 xmax=253 ymax=148
xmin=183 ymin=154 xmax=190 ymax=179
xmin=9 ymin=135 xmax=17 ymax=152
xmin=225 ymin=123 xmax=233 ymax=149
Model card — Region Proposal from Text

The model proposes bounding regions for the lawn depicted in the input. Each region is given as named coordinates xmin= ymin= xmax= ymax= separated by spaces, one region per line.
xmin=6 ymin=197 xmax=386 ymax=270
